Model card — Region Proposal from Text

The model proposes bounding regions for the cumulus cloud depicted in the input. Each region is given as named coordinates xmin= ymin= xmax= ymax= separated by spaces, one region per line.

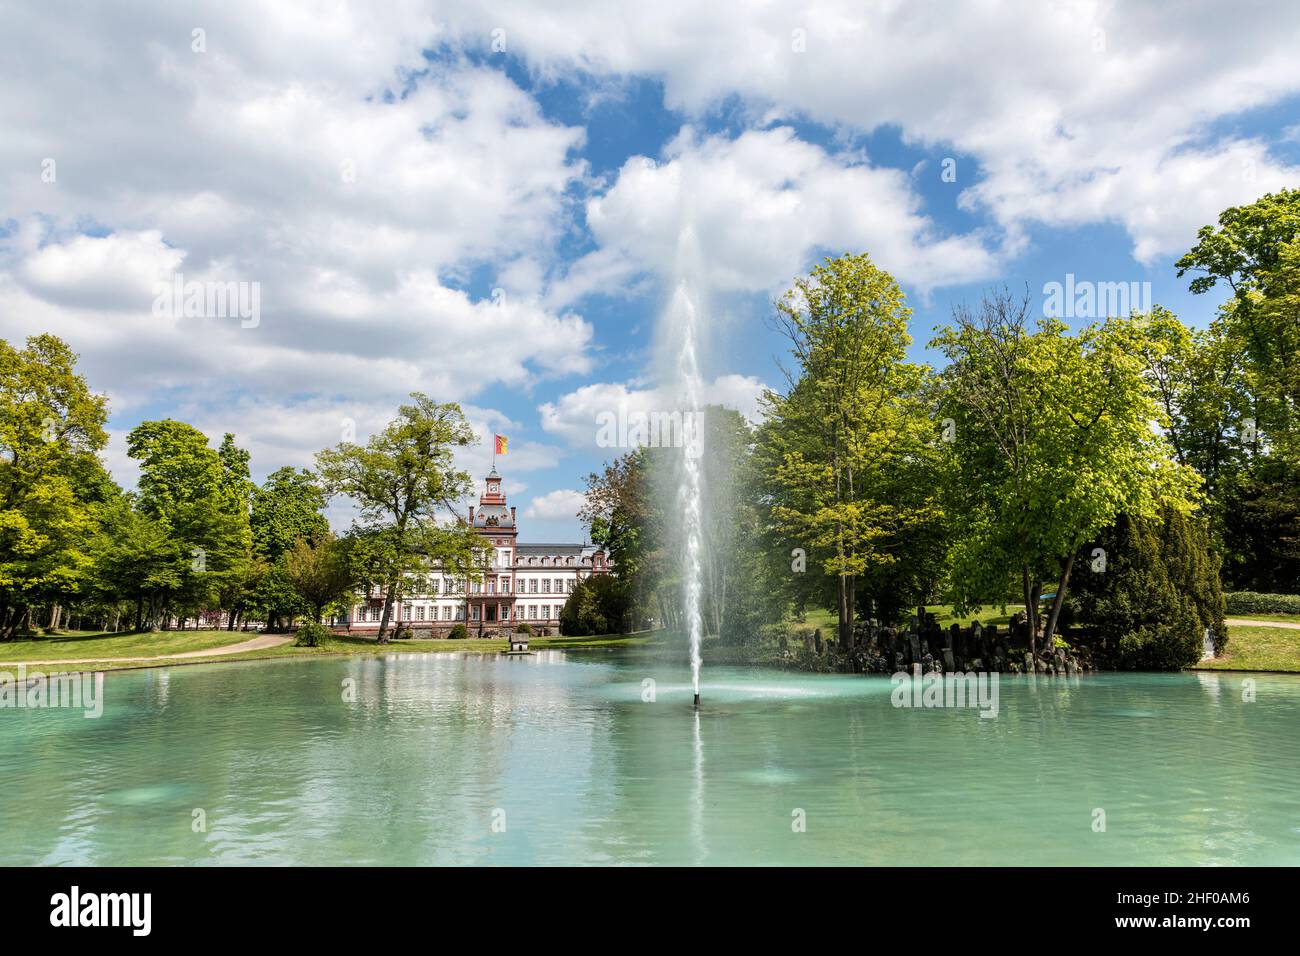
xmin=538 ymin=373 xmax=768 ymax=450
xmin=564 ymin=126 xmax=1002 ymax=298
xmin=0 ymin=4 xmax=592 ymax=474
xmin=439 ymin=0 xmax=1300 ymax=264
xmin=523 ymin=489 xmax=586 ymax=521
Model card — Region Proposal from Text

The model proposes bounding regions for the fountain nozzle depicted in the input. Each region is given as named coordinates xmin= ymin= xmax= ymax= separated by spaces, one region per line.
xmin=693 ymin=692 xmax=700 ymax=709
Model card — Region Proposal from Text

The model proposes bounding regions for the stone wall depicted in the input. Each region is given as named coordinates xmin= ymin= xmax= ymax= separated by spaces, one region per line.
xmin=788 ymin=608 xmax=1094 ymax=675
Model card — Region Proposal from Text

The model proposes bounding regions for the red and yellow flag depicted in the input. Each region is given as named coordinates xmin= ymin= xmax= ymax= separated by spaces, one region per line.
xmin=494 ymin=434 xmax=508 ymax=456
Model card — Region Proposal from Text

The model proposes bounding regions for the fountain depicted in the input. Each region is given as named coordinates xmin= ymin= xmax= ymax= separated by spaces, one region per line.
xmin=660 ymin=224 xmax=708 ymax=708
xmin=671 ymin=279 xmax=706 ymax=708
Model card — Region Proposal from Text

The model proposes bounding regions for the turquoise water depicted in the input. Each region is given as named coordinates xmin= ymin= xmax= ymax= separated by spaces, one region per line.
xmin=2 ymin=652 xmax=1298 ymax=865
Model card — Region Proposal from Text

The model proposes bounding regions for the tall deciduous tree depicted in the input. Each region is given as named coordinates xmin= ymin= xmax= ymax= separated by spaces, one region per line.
xmin=0 ymin=335 xmax=110 ymax=638
xmin=284 ymin=533 xmax=355 ymax=623
xmin=126 ymin=420 xmax=252 ymax=629
xmin=762 ymin=253 xmax=938 ymax=649
xmin=315 ymin=394 xmax=479 ymax=642
xmin=934 ymin=288 xmax=1201 ymax=654
xmin=1177 ymin=192 xmax=1300 ymax=590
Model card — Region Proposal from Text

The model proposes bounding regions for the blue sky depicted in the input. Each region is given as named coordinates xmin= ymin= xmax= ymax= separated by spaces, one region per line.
xmin=2 ymin=2 xmax=1298 ymax=541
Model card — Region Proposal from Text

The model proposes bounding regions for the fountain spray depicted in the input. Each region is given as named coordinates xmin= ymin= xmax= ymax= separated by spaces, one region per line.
xmin=674 ymin=280 xmax=705 ymax=709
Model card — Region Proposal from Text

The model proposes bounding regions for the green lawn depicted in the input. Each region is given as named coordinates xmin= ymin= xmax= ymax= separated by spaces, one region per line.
xmin=797 ymin=603 xmax=1021 ymax=633
xmin=0 ymin=628 xmax=246 ymax=663
xmin=0 ymin=629 xmax=653 ymax=679
xmin=1196 ymin=625 xmax=1300 ymax=673
xmin=1225 ymin=611 xmax=1300 ymax=624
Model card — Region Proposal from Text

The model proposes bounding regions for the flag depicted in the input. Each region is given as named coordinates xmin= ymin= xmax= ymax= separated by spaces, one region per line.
xmin=494 ymin=434 xmax=508 ymax=456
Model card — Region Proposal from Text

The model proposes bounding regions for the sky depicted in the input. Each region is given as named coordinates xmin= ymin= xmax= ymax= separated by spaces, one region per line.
xmin=2 ymin=1 xmax=1299 ymax=541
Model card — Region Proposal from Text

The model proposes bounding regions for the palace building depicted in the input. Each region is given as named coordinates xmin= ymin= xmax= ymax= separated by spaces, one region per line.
xmin=343 ymin=467 xmax=607 ymax=634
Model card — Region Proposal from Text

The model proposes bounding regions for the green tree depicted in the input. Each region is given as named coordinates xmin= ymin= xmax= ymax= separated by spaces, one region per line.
xmin=559 ymin=574 xmax=626 ymax=636
xmin=933 ymin=288 xmax=1202 ymax=654
xmin=126 ymin=420 xmax=252 ymax=629
xmin=0 ymin=335 xmax=110 ymax=638
xmin=1177 ymin=192 xmax=1300 ymax=591
xmin=284 ymin=533 xmax=355 ymax=623
xmin=761 ymin=252 xmax=938 ymax=649
xmin=1068 ymin=507 xmax=1226 ymax=669
xmin=315 ymin=394 xmax=479 ymax=642
xmin=237 ymin=467 xmax=330 ymax=630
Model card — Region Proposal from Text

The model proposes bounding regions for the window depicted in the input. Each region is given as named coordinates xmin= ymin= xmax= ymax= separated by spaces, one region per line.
xmin=515 ymin=579 xmax=523 ymax=593
xmin=444 ymin=606 xmax=453 ymax=621
xmin=529 ymin=579 xmax=537 ymax=593
xmin=415 ymin=606 xmax=425 ymax=621
xmin=542 ymin=579 xmax=551 ymax=593
xmin=470 ymin=606 xmax=480 ymax=621
xmin=489 ymin=579 xmax=496 ymax=594
xmin=553 ymin=578 xmax=562 ymax=593
xmin=528 ymin=605 xmax=537 ymax=620
xmin=472 ymin=581 xmax=481 ymax=594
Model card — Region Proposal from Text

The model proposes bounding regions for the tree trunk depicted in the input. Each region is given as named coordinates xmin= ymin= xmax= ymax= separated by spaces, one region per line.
xmin=48 ymin=604 xmax=61 ymax=631
xmin=1042 ymin=550 xmax=1077 ymax=650
xmin=1021 ymin=566 xmax=1035 ymax=657
xmin=837 ymin=575 xmax=850 ymax=649
xmin=377 ymin=584 xmax=396 ymax=643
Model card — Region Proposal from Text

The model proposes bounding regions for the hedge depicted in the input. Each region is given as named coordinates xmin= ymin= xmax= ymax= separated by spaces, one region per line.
xmin=1224 ymin=592 xmax=1300 ymax=615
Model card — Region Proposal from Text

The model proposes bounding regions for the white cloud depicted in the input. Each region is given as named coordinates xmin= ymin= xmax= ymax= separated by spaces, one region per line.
xmin=438 ymin=0 xmax=1300 ymax=265
xmin=0 ymin=5 xmax=593 ymax=477
xmin=567 ymin=126 xmax=1002 ymax=297
xmin=539 ymin=373 xmax=768 ymax=450
xmin=523 ymin=488 xmax=586 ymax=521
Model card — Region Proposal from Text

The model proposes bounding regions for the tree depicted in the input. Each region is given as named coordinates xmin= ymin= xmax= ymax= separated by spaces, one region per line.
xmin=125 ymin=420 xmax=252 ymax=629
xmin=933 ymin=288 xmax=1201 ymax=655
xmin=0 ymin=335 xmax=110 ymax=638
xmin=560 ymin=574 xmax=626 ymax=636
xmin=762 ymin=253 xmax=937 ymax=649
xmin=240 ymin=467 xmax=329 ymax=630
xmin=283 ymin=533 xmax=355 ymax=623
xmin=1068 ymin=507 xmax=1226 ymax=669
xmin=88 ymin=493 xmax=183 ymax=632
xmin=315 ymin=394 xmax=479 ymax=642
xmin=1177 ymin=192 xmax=1300 ymax=591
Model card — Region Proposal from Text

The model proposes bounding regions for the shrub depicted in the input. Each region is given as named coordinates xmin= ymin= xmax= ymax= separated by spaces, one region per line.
xmin=294 ymin=621 xmax=330 ymax=647
xmin=514 ymin=622 xmax=533 ymax=635
xmin=447 ymin=623 xmax=468 ymax=640
xmin=1069 ymin=506 xmax=1226 ymax=669
xmin=560 ymin=575 xmax=627 ymax=636
xmin=1224 ymin=592 xmax=1300 ymax=616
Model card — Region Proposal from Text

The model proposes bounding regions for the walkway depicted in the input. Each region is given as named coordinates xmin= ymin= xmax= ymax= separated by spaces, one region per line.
xmin=1225 ymin=618 xmax=1300 ymax=630
xmin=3 ymin=634 xmax=295 ymax=667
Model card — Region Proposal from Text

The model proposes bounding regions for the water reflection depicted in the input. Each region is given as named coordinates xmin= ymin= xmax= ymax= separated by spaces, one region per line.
xmin=1 ymin=654 xmax=1297 ymax=865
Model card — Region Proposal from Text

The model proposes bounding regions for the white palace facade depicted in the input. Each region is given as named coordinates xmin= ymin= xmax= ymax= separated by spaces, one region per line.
xmin=343 ymin=467 xmax=608 ymax=634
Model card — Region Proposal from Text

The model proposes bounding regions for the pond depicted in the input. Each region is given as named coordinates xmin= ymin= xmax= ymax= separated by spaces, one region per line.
xmin=2 ymin=651 xmax=1297 ymax=865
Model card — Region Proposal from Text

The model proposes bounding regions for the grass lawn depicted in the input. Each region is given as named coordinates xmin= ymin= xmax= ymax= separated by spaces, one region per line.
xmin=0 ymin=628 xmax=247 ymax=663
xmin=0 ymin=629 xmax=655 ymax=679
xmin=1195 ymin=625 xmax=1300 ymax=673
xmin=1225 ymin=611 xmax=1300 ymax=624
xmin=797 ymin=603 xmax=1021 ymax=633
